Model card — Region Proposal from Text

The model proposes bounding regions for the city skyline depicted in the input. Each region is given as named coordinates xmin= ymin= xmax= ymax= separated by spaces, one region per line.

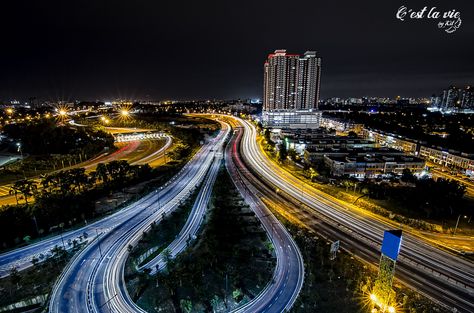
xmin=0 ymin=2 xmax=473 ymax=313
xmin=1 ymin=0 xmax=473 ymax=101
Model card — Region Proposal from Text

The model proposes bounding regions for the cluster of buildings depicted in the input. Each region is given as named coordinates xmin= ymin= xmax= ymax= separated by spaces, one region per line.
xmin=259 ymin=49 xmax=474 ymax=178
xmin=272 ymin=127 xmax=425 ymax=179
xmin=360 ymin=128 xmax=474 ymax=175
xmin=260 ymin=49 xmax=428 ymax=179
xmin=322 ymin=97 xmax=431 ymax=106
xmin=430 ymin=85 xmax=474 ymax=112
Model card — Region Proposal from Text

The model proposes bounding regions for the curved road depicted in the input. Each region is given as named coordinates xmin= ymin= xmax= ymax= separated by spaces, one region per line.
xmin=235 ymin=116 xmax=474 ymax=313
xmin=225 ymin=121 xmax=304 ymax=313
xmin=0 ymin=136 xmax=171 ymax=277
xmin=48 ymin=123 xmax=230 ymax=313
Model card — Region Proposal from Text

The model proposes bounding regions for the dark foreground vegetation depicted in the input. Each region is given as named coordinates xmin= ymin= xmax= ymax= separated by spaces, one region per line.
xmin=0 ymin=160 xmax=154 ymax=250
xmin=128 ymin=166 xmax=276 ymax=313
xmin=0 ymin=119 xmax=115 ymax=182
xmin=2 ymin=119 xmax=114 ymax=156
xmin=0 ymin=242 xmax=85 ymax=312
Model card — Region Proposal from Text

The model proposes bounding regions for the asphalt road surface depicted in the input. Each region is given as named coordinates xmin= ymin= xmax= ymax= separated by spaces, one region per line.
xmin=233 ymin=116 xmax=474 ymax=313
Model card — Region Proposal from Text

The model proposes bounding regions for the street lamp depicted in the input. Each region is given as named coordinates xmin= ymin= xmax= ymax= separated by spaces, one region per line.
xmin=453 ymin=214 xmax=468 ymax=236
xmin=120 ymin=109 xmax=129 ymax=117
xmin=370 ymin=293 xmax=377 ymax=302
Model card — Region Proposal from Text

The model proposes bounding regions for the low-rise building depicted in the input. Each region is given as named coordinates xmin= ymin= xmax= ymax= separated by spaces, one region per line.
xmin=262 ymin=110 xmax=322 ymax=129
xmin=419 ymin=146 xmax=474 ymax=173
xmin=278 ymin=128 xmax=375 ymax=156
xmin=361 ymin=129 xmax=419 ymax=155
xmin=320 ymin=116 xmax=364 ymax=134
xmin=324 ymin=154 xmax=425 ymax=178
xmin=304 ymin=147 xmax=403 ymax=163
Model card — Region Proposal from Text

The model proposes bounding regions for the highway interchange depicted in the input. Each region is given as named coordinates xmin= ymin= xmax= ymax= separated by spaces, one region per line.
xmin=49 ymin=122 xmax=230 ymax=313
xmin=0 ymin=133 xmax=172 ymax=277
xmin=0 ymin=115 xmax=472 ymax=312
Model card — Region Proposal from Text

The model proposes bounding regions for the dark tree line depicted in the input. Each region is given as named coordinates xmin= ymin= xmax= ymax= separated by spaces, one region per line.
xmin=357 ymin=177 xmax=468 ymax=219
xmin=2 ymin=119 xmax=114 ymax=155
xmin=0 ymin=161 xmax=152 ymax=250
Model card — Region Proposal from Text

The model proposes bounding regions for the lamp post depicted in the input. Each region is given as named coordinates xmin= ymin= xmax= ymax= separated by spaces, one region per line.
xmin=453 ymin=214 xmax=467 ymax=236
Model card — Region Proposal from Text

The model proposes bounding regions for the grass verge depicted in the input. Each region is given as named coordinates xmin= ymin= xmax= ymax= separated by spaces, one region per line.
xmin=128 ymin=165 xmax=276 ymax=312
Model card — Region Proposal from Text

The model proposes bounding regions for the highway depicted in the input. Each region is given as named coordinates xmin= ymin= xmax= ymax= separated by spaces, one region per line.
xmin=225 ymin=122 xmax=304 ymax=313
xmin=428 ymin=162 xmax=474 ymax=198
xmin=233 ymin=116 xmax=474 ymax=313
xmin=0 ymin=127 xmax=171 ymax=201
xmin=48 ymin=122 xmax=230 ymax=313
xmin=94 ymin=116 xmax=304 ymax=313
xmin=139 ymin=145 xmax=222 ymax=274
xmin=0 ymin=135 xmax=172 ymax=277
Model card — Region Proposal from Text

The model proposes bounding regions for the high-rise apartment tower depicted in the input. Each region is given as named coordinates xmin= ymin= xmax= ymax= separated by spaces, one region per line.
xmin=263 ymin=50 xmax=321 ymax=111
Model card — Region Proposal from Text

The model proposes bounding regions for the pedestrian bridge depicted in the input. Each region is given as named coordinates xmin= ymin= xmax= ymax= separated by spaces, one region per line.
xmin=114 ymin=131 xmax=168 ymax=142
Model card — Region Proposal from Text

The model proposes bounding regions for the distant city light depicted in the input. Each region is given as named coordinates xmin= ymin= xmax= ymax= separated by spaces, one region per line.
xmin=370 ymin=293 xmax=377 ymax=302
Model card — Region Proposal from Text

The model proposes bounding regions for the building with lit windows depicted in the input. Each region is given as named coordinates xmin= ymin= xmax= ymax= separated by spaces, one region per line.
xmin=263 ymin=50 xmax=321 ymax=111
xmin=262 ymin=50 xmax=322 ymax=128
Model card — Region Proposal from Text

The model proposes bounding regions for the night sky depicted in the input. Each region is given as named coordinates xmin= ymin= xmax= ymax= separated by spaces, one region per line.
xmin=1 ymin=0 xmax=473 ymax=101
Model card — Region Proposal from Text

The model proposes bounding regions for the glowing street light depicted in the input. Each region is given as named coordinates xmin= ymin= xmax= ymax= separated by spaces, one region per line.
xmin=6 ymin=108 xmax=13 ymax=115
xmin=59 ymin=109 xmax=67 ymax=116
xmin=120 ymin=109 xmax=129 ymax=117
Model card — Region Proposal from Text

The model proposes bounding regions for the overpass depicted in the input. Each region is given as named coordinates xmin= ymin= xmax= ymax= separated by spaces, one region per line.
xmin=114 ymin=131 xmax=167 ymax=142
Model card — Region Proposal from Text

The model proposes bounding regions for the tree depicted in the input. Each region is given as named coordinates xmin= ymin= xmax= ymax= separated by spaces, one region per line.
xmin=264 ymin=128 xmax=272 ymax=143
xmin=12 ymin=179 xmax=37 ymax=204
xmin=31 ymin=256 xmax=39 ymax=267
xmin=163 ymin=248 xmax=173 ymax=270
xmin=287 ymin=148 xmax=297 ymax=162
xmin=9 ymin=188 xmax=20 ymax=205
xmin=278 ymin=141 xmax=288 ymax=163
xmin=69 ymin=168 xmax=88 ymax=192
xmin=95 ymin=163 xmax=109 ymax=183
xmin=210 ymin=295 xmax=220 ymax=313
xmin=180 ymin=299 xmax=193 ymax=313
xmin=51 ymin=245 xmax=67 ymax=261
xmin=9 ymin=266 xmax=21 ymax=291
xmin=401 ymin=168 xmax=415 ymax=183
